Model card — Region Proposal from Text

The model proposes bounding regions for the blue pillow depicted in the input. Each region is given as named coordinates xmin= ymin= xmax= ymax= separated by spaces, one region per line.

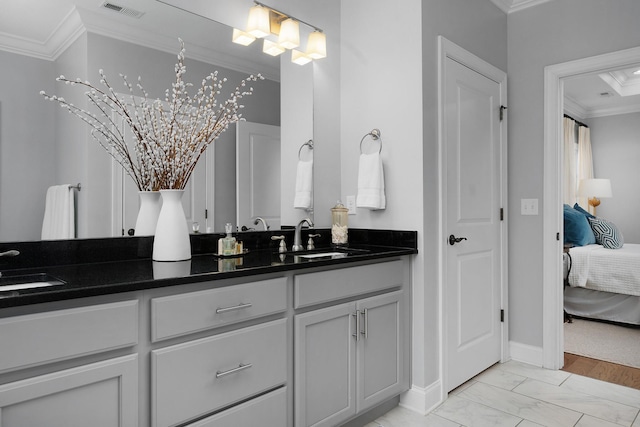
xmin=588 ymin=217 xmax=624 ymax=249
xmin=563 ymin=204 xmax=596 ymax=246
xmin=573 ymin=203 xmax=595 ymax=219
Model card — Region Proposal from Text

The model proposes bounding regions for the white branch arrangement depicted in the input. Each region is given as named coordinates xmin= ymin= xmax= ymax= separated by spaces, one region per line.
xmin=41 ymin=39 xmax=263 ymax=191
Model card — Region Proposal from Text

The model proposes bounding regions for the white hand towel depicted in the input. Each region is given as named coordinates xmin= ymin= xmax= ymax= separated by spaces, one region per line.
xmin=294 ymin=159 xmax=313 ymax=209
xmin=356 ymin=152 xmax=386 ymax=210
xmin=41 ymin=184 xmax=75 ymax=240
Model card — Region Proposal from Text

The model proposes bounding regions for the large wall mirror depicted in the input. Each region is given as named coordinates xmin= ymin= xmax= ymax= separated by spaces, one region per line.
xmin=0 ymin=0 xmax=318 ymax=243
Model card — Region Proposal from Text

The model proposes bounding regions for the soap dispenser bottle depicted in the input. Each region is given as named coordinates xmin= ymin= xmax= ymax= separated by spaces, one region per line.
xmin=222 ymin=223 xmax=237 ymax=256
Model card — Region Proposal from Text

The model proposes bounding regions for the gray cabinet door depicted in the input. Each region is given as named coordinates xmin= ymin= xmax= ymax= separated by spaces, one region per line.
xmin=294 ymin=302 xmax=357 ymax=427
xmin=356 ymin=291 xmax=405 ymax=412
xmin=0 ymin=355 xmax=138 ymax=427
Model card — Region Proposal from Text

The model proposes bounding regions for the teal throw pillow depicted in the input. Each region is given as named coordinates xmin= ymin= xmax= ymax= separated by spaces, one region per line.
xmin=563 ymin=204 xmax=596 ymax=246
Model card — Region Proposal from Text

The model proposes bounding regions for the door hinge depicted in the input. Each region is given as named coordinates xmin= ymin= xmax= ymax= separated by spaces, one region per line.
xmin=500 ymin=208 xmax=504 ymax=221
xmin=205 ymin=209 xmax=208 ymax=219
xmin=500 ymin=105 xmax=507 ymax=121
xmin=500 ymin=309 xmax=505 ymax=322
xmin=556 ymin=232 xmax=560 ymax=241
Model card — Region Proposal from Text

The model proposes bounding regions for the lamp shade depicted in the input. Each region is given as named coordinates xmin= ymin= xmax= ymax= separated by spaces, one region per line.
xmin=292 ymin=49 xmax=312 ymax=65
xmin=278 ymin=18 xmax=300 ymax=49
xmin=247 ymin=5 xmax=271 ymax=38
xmin=306 ymin=30 xmax=327 ymax=59
xmin=232 ymin=28 xmax=256 ymax=46
xmin=578 ymin=178 xmax=612 ymax=198
xmin=262 ymin=39 xmax=285 ymax=56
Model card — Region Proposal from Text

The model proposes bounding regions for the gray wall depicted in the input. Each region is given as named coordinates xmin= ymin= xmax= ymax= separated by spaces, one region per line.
xmin=508 ymin=0 xmax=640 ymax=348
xmin=588 ymin=112 xmax=640 ymax=243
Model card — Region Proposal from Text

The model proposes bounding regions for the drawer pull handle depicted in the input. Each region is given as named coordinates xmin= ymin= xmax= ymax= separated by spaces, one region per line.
xmin=352 ymin=310 xmax=361 ymax=341
xmin=216 ymin=363 xmax=253 ymax=378
xmin=215 ymin=302 xmax=253 ymax=314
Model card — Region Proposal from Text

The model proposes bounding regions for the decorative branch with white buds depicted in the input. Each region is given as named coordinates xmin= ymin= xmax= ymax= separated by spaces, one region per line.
xmin=41 ymin=39 xmax=263 ymax=191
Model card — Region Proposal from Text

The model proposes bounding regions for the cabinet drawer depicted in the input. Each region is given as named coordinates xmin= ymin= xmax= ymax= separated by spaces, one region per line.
xmin=0 ymin=300 xmax=138 ymax=373
xmin=294 ymin=260 xmax=404 ymax=308
xmin=152 ymin=319 xmax=287 ymax=427
xmin=151 ymin=277 xmax=287 ymax=342
xmin=186 ymin=387 xmax=287 ymax=427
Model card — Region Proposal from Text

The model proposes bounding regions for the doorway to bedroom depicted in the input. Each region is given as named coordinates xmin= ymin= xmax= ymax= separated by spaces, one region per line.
xmin=543 ymin=46 xmax=640 ymax=387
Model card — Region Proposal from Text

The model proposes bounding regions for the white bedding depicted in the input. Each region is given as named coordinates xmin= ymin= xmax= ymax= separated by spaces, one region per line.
xmin=568 ymin=243 xmax=640 ymax=297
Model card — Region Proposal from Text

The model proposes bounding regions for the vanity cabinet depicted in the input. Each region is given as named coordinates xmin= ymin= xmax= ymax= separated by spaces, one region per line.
xmin=149 ymin=277 xmax=288 ymax=427
xmin=0 ymin=300 xmax=139 ymax=427
xmin=293 ymin=261 xmax=408 ymax=427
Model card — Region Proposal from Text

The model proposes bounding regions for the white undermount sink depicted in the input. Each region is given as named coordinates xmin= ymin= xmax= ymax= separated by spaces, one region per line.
xmin=0 ymin=273 xmax=66 ymax=292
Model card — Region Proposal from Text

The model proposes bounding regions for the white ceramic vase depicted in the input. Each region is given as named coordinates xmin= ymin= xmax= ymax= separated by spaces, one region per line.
xmin=134 ymin=191 xmax=162 ymax=236
xmin=152 ymin=189 xmax=191 ymax=261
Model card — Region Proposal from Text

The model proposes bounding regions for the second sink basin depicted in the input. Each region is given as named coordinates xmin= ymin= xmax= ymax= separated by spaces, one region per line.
xmin=0 ymin=273 xmax=66 ymax=292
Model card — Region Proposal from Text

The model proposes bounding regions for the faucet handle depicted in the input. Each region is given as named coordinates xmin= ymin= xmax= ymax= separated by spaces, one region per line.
xmin=307 ymin=234 xmax=321 ymax=250
xmin=0 ymin=250 xmax=20 ymax=257
xmin=271 ymin=235 xmax=287 ymax=253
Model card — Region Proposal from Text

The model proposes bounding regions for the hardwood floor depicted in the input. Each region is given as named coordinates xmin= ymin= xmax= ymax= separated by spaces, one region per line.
xmin=563 ymin=352 xmax=640 ymax=390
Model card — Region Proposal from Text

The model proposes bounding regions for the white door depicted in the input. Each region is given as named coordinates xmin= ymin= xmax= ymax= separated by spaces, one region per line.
xmin=236 ymin=122 xmax=281 ymax=231
xmin=443 ymin=53 xmax=505 ymax=392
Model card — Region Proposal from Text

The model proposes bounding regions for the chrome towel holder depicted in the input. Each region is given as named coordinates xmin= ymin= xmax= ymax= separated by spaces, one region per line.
xmin=298 ymin=139 xmax=314 ymax=160
xmin=360 ymin=129 xmax=382 ymax=154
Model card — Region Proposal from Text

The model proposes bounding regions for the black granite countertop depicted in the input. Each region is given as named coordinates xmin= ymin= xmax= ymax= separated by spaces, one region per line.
xmin=0 ymin=229 xmax=417 ymax=308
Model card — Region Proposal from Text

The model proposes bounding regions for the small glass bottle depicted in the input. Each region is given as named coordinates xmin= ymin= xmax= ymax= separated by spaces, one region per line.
xmin=222 ymin=223 xmax=237 ymax=256
xmin=331 ymin=201 xmax=348 ymax=247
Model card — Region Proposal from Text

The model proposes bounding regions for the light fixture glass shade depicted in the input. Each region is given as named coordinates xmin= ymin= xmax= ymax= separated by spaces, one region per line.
xmin=232 ymin=28 xmax=256 ymax=46
xmin=291 ymin=49 xmax=312 ymax=65
xmin=578 ymin=178 xmax=613 ymax=198
xmin=278 ymin=18 xmax=300 ymax=49
xmin=306 ymin=30 xmax=327 ymax=59
xmin=263 ymin=39 xmax=286 ymax=56
xmin=247 ymin=5 xmax=271 ymax=38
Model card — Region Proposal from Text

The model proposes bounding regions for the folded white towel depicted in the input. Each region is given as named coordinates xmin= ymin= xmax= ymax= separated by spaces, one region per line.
xmin=356 ymin=152 xmax=386 ymax=210
xmin=41 ymin=184 xmax=75 ymax=240
xmin=294 ymin=159 xmax=313 ymax=209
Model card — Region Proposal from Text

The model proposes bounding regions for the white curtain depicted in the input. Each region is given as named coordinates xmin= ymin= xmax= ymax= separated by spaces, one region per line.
xmin=563 ymin=117 xmax=577 ymax=205
xmin=576 ymin=125 xmax=593 ymax=209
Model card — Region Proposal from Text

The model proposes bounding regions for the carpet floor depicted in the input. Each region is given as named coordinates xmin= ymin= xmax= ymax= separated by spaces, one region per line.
xmin=564 ymin=317 xmax=640 ymax=369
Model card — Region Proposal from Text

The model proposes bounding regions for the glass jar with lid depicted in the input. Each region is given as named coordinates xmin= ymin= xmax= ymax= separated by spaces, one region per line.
xmin=331 ymin=201 xmax=348 ymax=246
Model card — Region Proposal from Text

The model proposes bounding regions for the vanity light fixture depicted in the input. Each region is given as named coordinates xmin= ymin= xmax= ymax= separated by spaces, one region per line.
xmin=232 ymin=1 xmax=326 ymax=65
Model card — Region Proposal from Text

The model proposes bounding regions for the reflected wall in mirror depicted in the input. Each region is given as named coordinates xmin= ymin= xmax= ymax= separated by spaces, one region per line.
xmin=0 ymin=0 xmax=315 ymax=242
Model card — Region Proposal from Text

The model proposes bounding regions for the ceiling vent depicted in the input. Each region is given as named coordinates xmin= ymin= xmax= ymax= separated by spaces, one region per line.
xmin=101 ymin=2 xmax=145 ymax=19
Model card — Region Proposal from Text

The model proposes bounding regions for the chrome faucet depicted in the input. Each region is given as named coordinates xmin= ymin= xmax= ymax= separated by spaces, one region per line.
xmin=293 ymin=218 xmax=314 ymax=252
xmin=253 ymin=217 xmax=270 ymax=231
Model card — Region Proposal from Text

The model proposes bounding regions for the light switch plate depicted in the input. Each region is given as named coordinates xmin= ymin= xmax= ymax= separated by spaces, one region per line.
xmin=346 ymin=195 xmax=356 ymax=215
xmin=521 ymin=198 xmax=539 ymax=215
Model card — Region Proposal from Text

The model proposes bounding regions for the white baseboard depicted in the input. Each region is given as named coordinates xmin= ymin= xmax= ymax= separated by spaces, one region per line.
xmin=399 ymin=381 xmax=443 ymax=415
xmin=509 ymin=340 xmax=544 ymax=367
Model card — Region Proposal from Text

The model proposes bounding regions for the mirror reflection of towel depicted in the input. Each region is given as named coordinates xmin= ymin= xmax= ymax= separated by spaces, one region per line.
xmin=356 ymin=152 xmax=386 ymax=210
xmin=294 ymin=160 xmax=313 ymax=209
xmin=41 ymin=185 xmax=75 ymax=240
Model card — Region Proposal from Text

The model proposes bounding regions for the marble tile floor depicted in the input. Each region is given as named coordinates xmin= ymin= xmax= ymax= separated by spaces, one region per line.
xmin=364 ymin=360 xmax=640 ymax=427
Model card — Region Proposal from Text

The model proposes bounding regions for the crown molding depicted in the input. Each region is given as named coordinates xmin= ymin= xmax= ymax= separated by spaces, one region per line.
xmin=0 ymin=6 xmax=279 ymax=82
xmin=490 ymin=0 xmax=554 ymax=14
xmin=563 ymin=96 xmax=587 ymax=120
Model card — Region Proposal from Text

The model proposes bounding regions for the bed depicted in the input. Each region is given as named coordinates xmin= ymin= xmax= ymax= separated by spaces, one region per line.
xmin=565 ymin=244 xmax=640 ymax=325
xmin=562 ymin=203 xmax=640 ymax=326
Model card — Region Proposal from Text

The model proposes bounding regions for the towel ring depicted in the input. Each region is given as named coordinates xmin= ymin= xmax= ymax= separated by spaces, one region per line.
xmin=298 ymin=140 xmax=314 ymax=160
xmin=360 ymin=129 xmax=382 ymax=154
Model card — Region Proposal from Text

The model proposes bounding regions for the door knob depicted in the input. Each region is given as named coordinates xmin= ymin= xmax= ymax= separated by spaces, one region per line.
xmin=449 ymin=234 xmax=468 ymax=245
